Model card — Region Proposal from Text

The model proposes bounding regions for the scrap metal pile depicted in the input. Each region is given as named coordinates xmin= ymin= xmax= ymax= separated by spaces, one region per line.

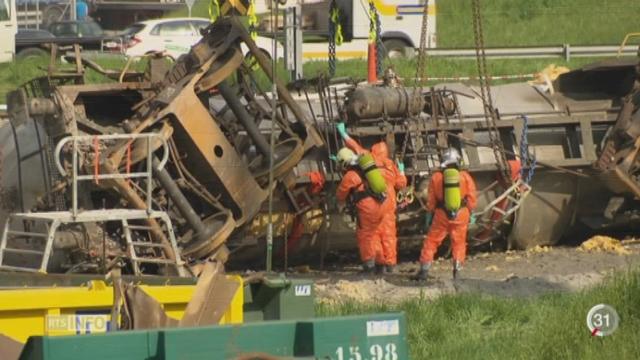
xmin=2 ymin=17 xmax=640 ymax=277
xmin=2 ymin=18 xmax=323 ymax=275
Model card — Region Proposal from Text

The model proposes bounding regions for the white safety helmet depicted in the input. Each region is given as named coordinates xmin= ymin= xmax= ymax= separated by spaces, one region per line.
xmin=440 ymin=147 xmax=461 ymax=168
xmin=336 ymin=147 xmax=357 ymax=168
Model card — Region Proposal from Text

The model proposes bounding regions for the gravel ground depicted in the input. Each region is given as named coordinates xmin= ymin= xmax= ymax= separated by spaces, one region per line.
xmin=299 ymin=242 xmax=640 ymax=304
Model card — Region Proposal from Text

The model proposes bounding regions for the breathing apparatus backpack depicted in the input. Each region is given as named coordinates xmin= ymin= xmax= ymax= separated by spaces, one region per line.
xmin=443 ymin=168 xmax=462 ymax=218
xmin=349 ymin=153 xmax=388 ymax=204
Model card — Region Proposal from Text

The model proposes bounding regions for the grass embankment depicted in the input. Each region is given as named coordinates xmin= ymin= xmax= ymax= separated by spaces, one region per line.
xmin=167 ymin=0 xmax=640 ymax=48
xmin=0 ymin=56 xmax=607 ymax=102
xmin=318 ymin=270 xmax=640 ymax=359
xmin=438 ymin=0 xmax=640 ymax=47
xmin=0 ymin=57 xmax=147 ymax=102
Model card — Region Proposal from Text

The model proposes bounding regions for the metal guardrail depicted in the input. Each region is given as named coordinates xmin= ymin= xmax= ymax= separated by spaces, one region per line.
xmin=426 ymin=44 xmax=640 ymax=61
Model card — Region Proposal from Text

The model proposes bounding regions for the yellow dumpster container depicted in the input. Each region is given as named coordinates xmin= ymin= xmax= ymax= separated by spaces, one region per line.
xmin=0 ymin=276 xmax=243 ymax=343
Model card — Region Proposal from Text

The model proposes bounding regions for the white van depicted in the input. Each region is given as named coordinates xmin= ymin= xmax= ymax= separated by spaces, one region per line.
xmin=259 ymin=0 xmax=436 ymax=61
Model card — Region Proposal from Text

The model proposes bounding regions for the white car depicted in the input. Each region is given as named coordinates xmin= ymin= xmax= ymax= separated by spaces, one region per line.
xmin=123 ymin=17 xmax=282 ymax=60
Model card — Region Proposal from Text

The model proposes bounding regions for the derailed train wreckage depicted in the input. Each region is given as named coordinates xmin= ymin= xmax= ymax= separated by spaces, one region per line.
xmin=1 ymin=18 xmax=640 ymax=276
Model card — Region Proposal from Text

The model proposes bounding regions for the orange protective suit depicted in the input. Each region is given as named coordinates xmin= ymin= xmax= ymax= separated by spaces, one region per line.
xmin=345 ymin=139 xmax=407 ymax=265
xmin=336 ymin=169 xmax=388 ymax=264
xmin=419 ymin=169 xmax=477 ymax=264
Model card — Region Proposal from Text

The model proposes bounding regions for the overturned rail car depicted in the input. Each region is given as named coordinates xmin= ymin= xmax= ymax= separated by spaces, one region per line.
xmin=1 ymin=21 xmax=639 ymax=273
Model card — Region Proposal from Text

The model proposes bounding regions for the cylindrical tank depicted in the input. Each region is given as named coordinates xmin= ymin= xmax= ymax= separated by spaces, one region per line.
xmin=443 ymin=168 xmax=461 ymax=212
xmin=346 ymin=86 xmax=424 ymax=121
xmin=358 ymin=153 xmax=386 ymax=195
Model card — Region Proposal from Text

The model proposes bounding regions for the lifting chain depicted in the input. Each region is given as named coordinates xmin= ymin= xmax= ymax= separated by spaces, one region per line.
xmin=398 ymin=0 xmax=431 ymax=189
xmin=247 ymin=0 xmax=258 ymax=40
xmin=368 ymin=0 xmax=382 ymax=77
xmin=328 ymin=0 xmax=343 ymax=77
xmin=519 ymin=115 xmax=536 ymax=184
xmin=412 ymin=0 xmax=430 ymax=96
xmin=471 ymin=0 xmax=511 ymax=183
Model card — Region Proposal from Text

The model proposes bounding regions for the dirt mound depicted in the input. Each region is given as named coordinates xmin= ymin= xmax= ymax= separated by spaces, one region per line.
xmin=579 ymin=235 xmax=631 ymax=255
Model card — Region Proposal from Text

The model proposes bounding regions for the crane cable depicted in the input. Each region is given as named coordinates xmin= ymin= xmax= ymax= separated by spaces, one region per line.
xmin=471 ymin=0 xmax=511 ymax=183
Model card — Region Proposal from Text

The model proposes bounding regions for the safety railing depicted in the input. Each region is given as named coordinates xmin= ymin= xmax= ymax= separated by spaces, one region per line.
xmin=617 ymin=33 xmax=640 ymax=58
xmin=54 ymin=133 xmax=168 ymax=218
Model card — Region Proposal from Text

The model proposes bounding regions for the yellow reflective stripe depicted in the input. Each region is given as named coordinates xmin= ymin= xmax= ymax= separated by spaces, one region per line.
xmin=372 ymin=0 xmax=396 ymax=16
xmin=373 ymin=0 xmax=437 ymax=16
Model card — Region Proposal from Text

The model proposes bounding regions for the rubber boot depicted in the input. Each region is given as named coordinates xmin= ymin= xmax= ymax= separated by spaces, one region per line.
xmin=362 ymin=259 xmax=376 ymax=274
xmin=413 ymin=262 xmax=431 ymax=281
xmin=385 ymin=265 xmax=396 ymax=274
xmin=453 ymin=260 xmax=463 ymax=280
xmin=375 ymin=264 xmax=385 ymax=275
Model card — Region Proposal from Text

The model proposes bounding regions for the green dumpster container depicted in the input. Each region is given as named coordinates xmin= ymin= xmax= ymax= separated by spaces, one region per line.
xmin=19 ymin=313 xmax=408 ymax=359
xmin=243 ymin=276 xmax=315 ymax=321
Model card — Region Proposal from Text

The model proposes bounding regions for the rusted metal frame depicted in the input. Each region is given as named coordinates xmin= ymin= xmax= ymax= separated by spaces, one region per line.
xmin=167 ymin=138 xmax=224 ymax=211
xmin=218 ymin=80 xmax=273 ymax=159
xmin=100 ymin=162 xmax=177 ymax=261
xmin=512 ymin=116 xmax=524 ymax=155
xmin=350 ymin=113 xmax=616 ymax=136
xmin=230 ymin=16 xmax=323 ymax=149
xmin=462 ymin=126 xmax=481 ymax=166
xmin=580 ymin=118 xmax=598 ymax=161
xmin=54 ymin=82 xmax=153 ymax=105
xmin=238 ymin=64 xmax=296 ymax=139
xmin=565 ymin=124 xmax=583 ymax=159
xmin=53 ymin=133 xmax=177 ymax=261
xmin=152 ymin=66 xmax=269 ymax=225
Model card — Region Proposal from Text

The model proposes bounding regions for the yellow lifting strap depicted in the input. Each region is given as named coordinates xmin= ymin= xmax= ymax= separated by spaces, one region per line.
xmin=330 ymin=5 xmax=344 ymax=45
xmin=368 ymin=0 xmax=378 ymax=44
xmin=247 ymin=0 xmax=258 ymax=40
xmin=209 ymin=0 xmax=221 ymax=22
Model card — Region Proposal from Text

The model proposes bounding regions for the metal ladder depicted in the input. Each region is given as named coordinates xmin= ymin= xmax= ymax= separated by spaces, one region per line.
xmin=0 ymin=216 xmax=59 ymax=273
xmin=0 ymin=133 xmax=187 ymax=276
xmin=122 ymin=219 xmax=184 ymax=276
xmin=471 ymin=179 xmax=532 ymax=245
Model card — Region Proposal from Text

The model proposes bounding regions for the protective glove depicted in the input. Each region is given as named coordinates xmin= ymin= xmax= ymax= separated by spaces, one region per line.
xmin=329 ymin=154 xmax=338 ymax=161
xmin=425 ymin=212 xmax=433 ymax=228
xmin=470 ymin=213 xmax=477 ymax=225
xmin=397 ymin=161 xmax=405 ymax=174
xmin=336 ymin=122 xmax=349 ymax=139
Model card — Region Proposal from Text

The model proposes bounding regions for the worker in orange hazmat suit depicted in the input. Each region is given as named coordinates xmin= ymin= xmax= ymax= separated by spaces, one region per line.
xmin=336 ymin=123 xmax=407 ymax=272
xmin=416 ymin=147 xmax=477 ymax=280
xmin=335 ymin=147 xmax=389 ymax=273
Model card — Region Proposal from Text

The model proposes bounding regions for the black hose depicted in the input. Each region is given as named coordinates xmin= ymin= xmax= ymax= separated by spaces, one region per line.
xmin=9 ymin=120 xmax=25 ymax=213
